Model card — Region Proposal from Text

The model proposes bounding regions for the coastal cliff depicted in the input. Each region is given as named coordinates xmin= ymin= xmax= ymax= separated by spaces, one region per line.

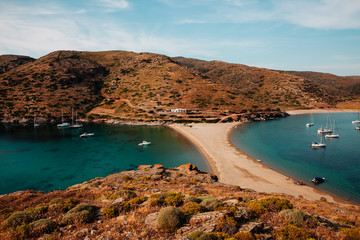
xmin=1 ymin=164 xmax=359 ymax=239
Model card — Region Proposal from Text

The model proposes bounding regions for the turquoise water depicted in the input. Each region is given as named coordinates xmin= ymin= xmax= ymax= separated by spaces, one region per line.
xmin=0 ymin=124 xmax=210 ymax=195
xmin=231 ymin=113 xmax=360 ymax=204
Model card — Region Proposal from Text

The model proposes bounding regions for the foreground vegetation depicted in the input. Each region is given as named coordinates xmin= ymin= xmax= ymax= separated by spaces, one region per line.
xmin=1 ymin=164 xmax=359 ymax=239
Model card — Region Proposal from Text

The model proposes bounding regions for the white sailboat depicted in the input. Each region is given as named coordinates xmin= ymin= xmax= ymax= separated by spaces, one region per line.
xmin=306 ymin=114 xmax=314 ymax=127
xmin=317 ymin=115 xmax=332 ymax=134
xmin=352 ymin=111 xmax=360 ymax=124
xmin=80 ymin=132 xmax=94 ymax=138
xmin=325 ymin=120 xmax=339 ymax=138
xmin=34 ymin=114 xmax=40 ymax=128
xmin=69 ymin=109 xmax=83 ymax=129
xmin=311 ymin=135 xmax=326 ymax=148
xmin=57 ymin=109 xmax=70 ymax=128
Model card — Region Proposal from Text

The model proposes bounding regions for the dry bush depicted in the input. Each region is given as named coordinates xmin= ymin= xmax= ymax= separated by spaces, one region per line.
xmin=233 ymin=231 xmax=255 ymax=240
xmin=61 ymin=204 xmax=97 ymax=225
xmin=29 ymin=218 xmax=57 ymax=237
xmin=155 ymin=206 xmax=185 ymax=233
xmin=273 ymin=224 xmax=313 ymax=240
xmin=181 ymin=202 xmax=206 ymax=216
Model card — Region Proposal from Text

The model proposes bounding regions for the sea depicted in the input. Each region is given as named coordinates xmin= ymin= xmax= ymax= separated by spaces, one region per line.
xmin=0 ymin=123 xmax=210 ymax=195
xmin=231 ymin=112 xmax=360 ymax=204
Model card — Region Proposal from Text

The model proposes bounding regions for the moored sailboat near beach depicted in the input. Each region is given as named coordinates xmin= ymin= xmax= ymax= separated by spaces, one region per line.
xmin=57 ymin=109 xmax=70 ymax=128
xmin=311 ymin=135 xmax=326 ymax=148
xmin=317 ymin=115 xmax=332 ymax=134
xmin=34 ymin=114 xmax=40 ymax=128
xmin=69 ymin=109 xmax=83 ymax=129
xmin=352 ymin=110 xmax=360 ymax=124
xmin=325 ymin=120 xmax=339 ymax=138
xmin=306 ymin=113 xmax=314 ymax=127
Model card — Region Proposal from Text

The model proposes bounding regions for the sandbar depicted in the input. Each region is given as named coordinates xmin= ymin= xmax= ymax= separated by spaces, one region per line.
xmin=169 ymin=121 xmax=347 ymax=203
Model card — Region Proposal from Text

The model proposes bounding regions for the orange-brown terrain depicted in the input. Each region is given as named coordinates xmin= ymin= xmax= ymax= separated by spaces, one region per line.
xmin=1 ymin=164 xmax=360 ymax=240
xmin=1 ymin=50 xmax=360 ymax=123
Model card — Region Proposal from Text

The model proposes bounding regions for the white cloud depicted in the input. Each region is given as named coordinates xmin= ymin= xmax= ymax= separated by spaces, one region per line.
xmin=96 ymin=0 xmax=130 ymax=11
xmin=175 ymin=0 xmax=360 ymax=30
xmin=272 ymin=0 xmax=360 ymax=29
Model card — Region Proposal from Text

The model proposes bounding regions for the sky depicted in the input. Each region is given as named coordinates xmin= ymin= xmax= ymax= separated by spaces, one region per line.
xmin=0 ymin=0 xmax=360 ymax=76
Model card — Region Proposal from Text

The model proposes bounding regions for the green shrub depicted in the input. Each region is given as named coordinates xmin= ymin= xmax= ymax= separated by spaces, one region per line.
xmin=188 ymin=231 xmax=204 ymax=239
xmin=109 ymin=190 xmax=137 ymax=200
xmin=215 ymin=215 xmax=238 ymax=235
xmin=129 ymin=196 xmax=148 ymax=205
xmin=61 ymin=204 xmax=97 ymax=225
xmin=260 ymin=197 xmax=293 ymax=212
xmin=273 ymin=224 xmax=312 ymax=240
xmin=122 ymin=175 xmax=133 ymax=182
xmin=29 ymin=219 xmax=57 ymax=236
xmin=233 ymin=231 xmax=255 ymax=240
xmin=200 ymin=197 xmax=223 ymax=211
xmin=181 ymin=202 xmax=205 ymax=216
xmin=188 ymin=231 xmax=219 ymax=240
xmin=198 ymin=233 xmax=219 ymax=240
xmin=280 ymin=209 xmax=308 ymax=225
xmin=0 ymin=208 xmax=15 ymax=221
xmin=341 ymin=228 xmax=360 ymax=240
xmin=248 ymin=197 xmax=293 ymax=215
xmin=102 ymin=205 xmax=117 ymax=218
xmin=49 ymin=197 xmax=80 ymax=213
xmin=184 ymin=195 xmax=201 ymax=203
xmin=164 ymin=192 xmax=184 ymax=207
xmin=156 ymin=206 xmax=186 ymax=232
xmin=247 ymin=200 xmax=266 ymax=215
xmin=2 ymin=211 xmax=33 ymax=228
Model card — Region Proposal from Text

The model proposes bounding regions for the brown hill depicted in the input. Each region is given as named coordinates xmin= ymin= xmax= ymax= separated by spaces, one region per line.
xmin=1 ymin=50 xmax=359 ymax=122
xmin=0 ymin=51 xmax=108 ymax=121
xmin=0 ymin=55 xmax=35 ymax=75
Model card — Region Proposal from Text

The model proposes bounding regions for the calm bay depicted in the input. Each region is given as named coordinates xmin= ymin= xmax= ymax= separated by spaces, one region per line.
xmin=231 ymin=112 xmax=360 ymax=204
xmin=0 ymin=123 xmax=210 ymax=195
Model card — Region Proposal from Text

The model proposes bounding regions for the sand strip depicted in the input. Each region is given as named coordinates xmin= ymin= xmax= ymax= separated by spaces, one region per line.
xmin=169 ymin=122 xmax=347 ymax=203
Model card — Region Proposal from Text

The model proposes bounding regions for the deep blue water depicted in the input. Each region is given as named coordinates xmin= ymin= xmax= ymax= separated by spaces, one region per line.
xmin=0 ymin=123 xmax=210 ymax=195
xmin=231 ymin=112 xmax=360 ymax=204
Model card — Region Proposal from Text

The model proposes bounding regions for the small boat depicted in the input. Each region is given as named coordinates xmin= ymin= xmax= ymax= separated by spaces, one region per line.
xmin=80 ymin=132 xmax=94 ymax=138
xmin=311 ymin=177 xmax=325 ymax=184
xmin=57 ymin=109 xmax=70 ymax=128
xmin=310 ymin=135 xmax=326 ymax=148
xmin=306 ymin=114 xmax=314 ymax=127
xmin=34 ymin=114 xmax=40 ymax=128
xmin=311 ymin=141 xmax=326 ymax=148
xmin=317 ymin=115 xmax=332 ymax=134
xmin=138 ymin=140 xmax=151 ymax=146
xmin=69 ymin=109 xmax=83 ymax=129
xmin=352 ymin=111 xmax=360 ymax=124
xmin=325 ymin=120 xmax=339 ymax=138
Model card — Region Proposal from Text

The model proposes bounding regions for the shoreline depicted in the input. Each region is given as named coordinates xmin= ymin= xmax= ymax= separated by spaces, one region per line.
xmin=168 ymin=120 xmax=356 ymax=205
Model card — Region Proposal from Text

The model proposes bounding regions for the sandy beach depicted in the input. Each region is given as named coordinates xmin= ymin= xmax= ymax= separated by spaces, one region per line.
xmin=169 ymin=118 xmax=347 ymax=203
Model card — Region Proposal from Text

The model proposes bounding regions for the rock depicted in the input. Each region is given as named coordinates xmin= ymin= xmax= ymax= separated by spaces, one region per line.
xmin=235 ymin=207 xmax=251 ymax=222
xmin=112 ymin=197 xmax=125 ymax=204
xmin=238 ymin=222 xmax=264 ymax=234
xmin=138 ymin=165 xmax=152 ymax=171
xmin=179 ymin=164 xmax=199 ymax=173
xmin=223 ymin=199 xmax=239 ymax=207
xmin=177 ymin=210 xmax=229 ymax=236
xmin=144 ymin=212 xmax=159 ymax=227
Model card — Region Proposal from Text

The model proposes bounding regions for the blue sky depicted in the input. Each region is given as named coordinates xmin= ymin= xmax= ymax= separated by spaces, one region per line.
xmin=0 ymin=0 xmax=360 ymax=76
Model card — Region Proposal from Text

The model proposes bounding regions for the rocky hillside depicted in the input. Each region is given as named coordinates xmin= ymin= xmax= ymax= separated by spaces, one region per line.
xmin=1 ymin=50 xmax=360 ymax=123
xmin=0 ymin=164 xmax=359 ymax=240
